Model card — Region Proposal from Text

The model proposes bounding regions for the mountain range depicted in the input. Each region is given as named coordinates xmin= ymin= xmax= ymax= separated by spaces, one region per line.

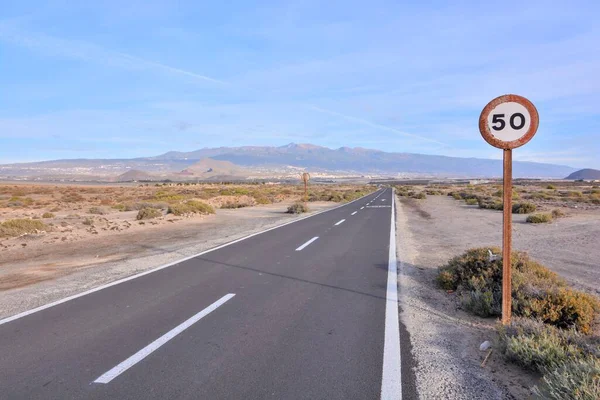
xmin=0 ymin=143 xmax=579 ymax=181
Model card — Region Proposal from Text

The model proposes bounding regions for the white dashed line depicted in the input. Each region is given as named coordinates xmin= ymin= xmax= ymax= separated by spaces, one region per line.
xmin=295 ymin=236 xmax=319 ymax=251
xmin=334 ymin=219 xmax=346 ymax=226
xmin=94 ymin=293 xmax=235 ymax=384
xmin=361 ymin=207 xmax=364 ymax=210
xmin=351 ymin=211 xmax=358 ymax=215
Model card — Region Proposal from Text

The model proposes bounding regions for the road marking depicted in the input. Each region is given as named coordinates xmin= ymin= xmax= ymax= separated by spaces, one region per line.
xmin=94 ymin=294 xmax=235 ymax=384
xmin=0 ymin=190 xmax=380 ymax=326
xmin=361 ymin=207 xmax=364 ymax=210
xmin=334 ymin=219 xmax=345 ymax=226
xmin=381 ymin=188 xmax=402 ymax=399
xmin=382 ymin=199 xmax=386 ymax=201
xmin=351 ymin=211 xmax=358 ymax=215
xmin=295 ymin=236 xmax=319 ymax=251
xmin=367 ymin=205 xmax=391 ymax=208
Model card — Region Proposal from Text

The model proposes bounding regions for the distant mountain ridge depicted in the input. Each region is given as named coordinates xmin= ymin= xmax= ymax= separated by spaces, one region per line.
xmin=143 ymin=143 xmax=576 ymax=178
xmin=0 ymin=143 xmax=579 ymax=179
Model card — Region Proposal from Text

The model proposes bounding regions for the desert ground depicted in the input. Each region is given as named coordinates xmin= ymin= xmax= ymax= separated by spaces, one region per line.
xmin=0 ymin=182 xmax=372 ymax=317
xmin=395 ymin=182 xmax=600 ymax=399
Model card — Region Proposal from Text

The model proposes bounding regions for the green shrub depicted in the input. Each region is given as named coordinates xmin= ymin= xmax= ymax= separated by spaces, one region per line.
xmin=465 ymin=198 xmax=478 ymax=205
xmin=512 ymin=202 xmax=537 ymax=214
xmin=41 ymin=212 xmax=55 ymax=219
xmin=287 ymin=202 xmax=309 ymax=214
xmin=411 ymin=192 xmax=427 ymax=200
xmin=498 ymin=318 xmax=587 ymax=371
xmin=253 ymin=195 xmax=272 ymax=205
xmin=478 ymin=197 xmax=504 ymax=210
xmin=527 ymin=213 xmax=553 ymax=223
xmin=221 ymin=201 xmax=251 ymax=209
xmin=547 ymin=184 xmax=557 ymax=190
xmin=437 ymin=248 xmax=600 ymax=333
xmin=533 ymin=357 xmax=600 ymax=399
xmin=0 ymin=219 xmax=48 ymax=237
xmin=136 ymin=208 xmax=162 ymax=220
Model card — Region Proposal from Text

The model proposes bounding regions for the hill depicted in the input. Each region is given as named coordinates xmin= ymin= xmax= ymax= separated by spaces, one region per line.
xmin=565 ymin=168 xmax=600 ymax=180
xmin=116 ymin=169 xmax=156 ymax=182
xmin=179 ymin=158 xmax=247 ymax=179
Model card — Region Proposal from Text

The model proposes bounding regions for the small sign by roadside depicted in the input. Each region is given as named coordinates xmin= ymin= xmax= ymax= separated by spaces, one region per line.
xmin=479 ymin=94 xmax=539 ymax=325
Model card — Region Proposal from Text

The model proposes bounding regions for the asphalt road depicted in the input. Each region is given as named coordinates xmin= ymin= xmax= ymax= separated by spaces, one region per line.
xmin=0 ymin=188 xmax=417 ymax=399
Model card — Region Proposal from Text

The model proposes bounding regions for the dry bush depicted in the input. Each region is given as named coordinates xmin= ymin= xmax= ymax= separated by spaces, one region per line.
xmin=0 ymin=219 xmax=48 ymax=237
xmin=167 ymin=200 xmax=214 ymax=216
xmin=136 ymin=208 xmax=162 ymax=220
xmin=512 ymin=202 xmax=537 ymax=214
xmin=465 ymin=198 xmax=478 ymax=205
xmin=88 ymin=207 xmax=107 ymax=215
xmin=286 ymin=202 xmax=309 ymax=214
xmin=527 ymin=213 xmax=553 ymax=223
xmin=437 ymin=248 xmax=600 ymax=333
xmin=551 ymin=209 xmax=566 ymax=218
xmin=42 ymin=212 xmax=55 ymax=219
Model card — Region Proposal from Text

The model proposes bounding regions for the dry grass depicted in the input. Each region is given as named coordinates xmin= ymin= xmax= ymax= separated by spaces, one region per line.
xmin=0 ymin=219 xmax=48 ymax=237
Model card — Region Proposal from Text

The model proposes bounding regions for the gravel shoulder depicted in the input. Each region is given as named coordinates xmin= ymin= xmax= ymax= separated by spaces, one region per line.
xmin=0 ymin=201 xmax=336 ymax=319
xmin=393 ymin=194 xmax=600 ymax=399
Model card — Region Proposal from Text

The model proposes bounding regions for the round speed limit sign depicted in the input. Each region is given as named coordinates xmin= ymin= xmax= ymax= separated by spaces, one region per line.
xmin=479 ymin=94 xmax=539 ymax=149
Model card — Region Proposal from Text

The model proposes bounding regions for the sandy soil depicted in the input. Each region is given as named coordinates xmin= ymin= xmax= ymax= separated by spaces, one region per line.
xmin=396 ymin=194 xmax=600 ymax=399
xmin=0 ymin=201 xmax=336 ymax=319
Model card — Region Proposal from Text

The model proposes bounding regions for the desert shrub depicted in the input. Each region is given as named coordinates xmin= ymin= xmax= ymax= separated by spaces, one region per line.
xmin=287 ymin=202 xmax=309 ymax=214
xmin=42 ymin=212 xmax=55 ymax=219
xmin=465 ymin=198 xmax=478 ymax=205
xmin=168 ymin=200 xmax=214 ymax=216
xmin=451 ymin=192 xmax=462 ymax=200
xmin=153 ymin=191 xmax=185 ymax=203
xmin=533 ymin=357 xmax=600 ymax=399
xmin=437 ymin=248 xmax=600 ymax=333
xmin=112 ymin=204 xmax=126 ymax=211
xmin=88 ymin=207 xmax=106 ymax=215
xmin=136 ymin=208 xmax=162 ymax=220
xmin=221 ymin=201 xmax=252 ymax=209
xmin=551 ymin=209 xmax=565 ymax=218
xmin=82 ymin=218 xmax=94 ymax=226
xmin=253 ymin=195 xmax=272 ymax=205
xmin=124 ymin=202 xmax=168 ymax=211
xmin=547 ymin=184 xmax=557 ymax=190
xmin=527 ymin=213 xmax=553 ymax=223
xmin=411 ymin=192 xmax=427 ymax=200
xmin=478 ymin=197 xmax=504 ymax=210
xmin=0 ymin=219 xmax=48 ymax=237
xmin=498 ymin=318 xmax=594 ymax=371
xmin=512 ymin=202 xmax=537 ymax=214
xmin=61 ymin=192 xmax=84 ymax=203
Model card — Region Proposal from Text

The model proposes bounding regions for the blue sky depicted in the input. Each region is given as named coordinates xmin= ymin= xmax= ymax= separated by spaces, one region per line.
xmin=1 ymin=0 xmax=599 ymax=168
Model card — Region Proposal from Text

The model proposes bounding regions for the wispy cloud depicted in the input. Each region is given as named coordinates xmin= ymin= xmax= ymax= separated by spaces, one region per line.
xmin=308 ymin=105 xmax=448 ymax=147
xmin=0 ymin=20 xmax=227 ymax=85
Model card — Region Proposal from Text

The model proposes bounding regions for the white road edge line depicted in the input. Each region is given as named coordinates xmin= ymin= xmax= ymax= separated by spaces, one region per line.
xmin=351 ymin=211 xmax=358 ymax=215
xmin=94 ymin=293 xmax=235 ymax=384
xmin=0 ymin=189 xmax=383 ymax=326
xmin=381 ymin=188 xmax=402 ymax=400
xmin=295 ymin=236 xmax=319 ymax=251
xmin=334 ymin=219 xmax=345 ymax=226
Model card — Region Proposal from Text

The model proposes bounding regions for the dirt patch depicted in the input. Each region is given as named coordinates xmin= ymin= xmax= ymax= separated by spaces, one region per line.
xmin=399 ymin=197 xmax=431 ymax=219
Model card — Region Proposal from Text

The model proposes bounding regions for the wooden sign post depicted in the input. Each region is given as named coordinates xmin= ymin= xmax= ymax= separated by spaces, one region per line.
xmin=300 ymin=172 xmax=310 ymax=201
xmin=479 ymin=94 xmax=539 ymax=324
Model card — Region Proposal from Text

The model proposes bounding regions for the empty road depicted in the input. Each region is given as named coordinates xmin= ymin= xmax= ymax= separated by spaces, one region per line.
xmin=0 ymin=188 xmax=416 ymax=399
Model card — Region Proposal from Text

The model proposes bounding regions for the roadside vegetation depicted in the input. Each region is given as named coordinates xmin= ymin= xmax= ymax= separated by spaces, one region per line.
xmin=286 ymin=202 xmax=309 ymax=214
xmin=437 ymin=247 xmax=600 ymax=398
xmin=0 ymin=219 xmax=48 ymax=238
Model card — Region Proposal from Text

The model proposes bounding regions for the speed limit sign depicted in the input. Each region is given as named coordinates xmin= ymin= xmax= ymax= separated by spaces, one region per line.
xmin=479 ymin=94 xmax=539 ymax=149
xmin=479 ymin=94 xmax=539 ymax=326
